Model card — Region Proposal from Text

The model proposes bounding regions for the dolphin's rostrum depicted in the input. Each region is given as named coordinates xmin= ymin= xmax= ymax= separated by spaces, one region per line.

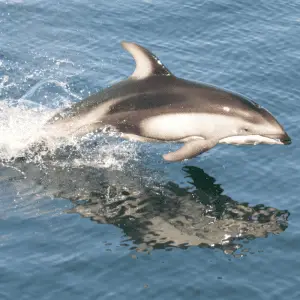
xmin=46 ymin=41 xmax=291 ymax=161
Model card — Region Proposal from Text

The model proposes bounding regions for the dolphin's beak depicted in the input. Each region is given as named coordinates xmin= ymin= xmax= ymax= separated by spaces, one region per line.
xmin=263 ymin=133 xmax=292 ymax=145
xmin=280 ymin=133 xmax=292 ymax=145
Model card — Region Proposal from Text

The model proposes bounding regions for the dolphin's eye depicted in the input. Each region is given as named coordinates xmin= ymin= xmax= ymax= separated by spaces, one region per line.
xmin=240 ymin=128 xmax=250 ymax=134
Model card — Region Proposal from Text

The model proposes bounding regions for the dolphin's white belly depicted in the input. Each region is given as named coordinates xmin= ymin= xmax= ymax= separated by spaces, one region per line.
xmin=139 ymin=113 xmax=239 ymax=141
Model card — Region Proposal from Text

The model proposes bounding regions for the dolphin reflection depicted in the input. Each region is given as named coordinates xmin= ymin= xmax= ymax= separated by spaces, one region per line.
xmin=2 ymin=159 xmax=289 ymax=253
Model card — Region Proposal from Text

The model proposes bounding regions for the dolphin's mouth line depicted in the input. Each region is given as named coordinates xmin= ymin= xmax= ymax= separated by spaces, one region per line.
xmin=262 ymin=133 xmax=292 ymax=145
xmin=219 ymin=134 xmax=291 ymax=145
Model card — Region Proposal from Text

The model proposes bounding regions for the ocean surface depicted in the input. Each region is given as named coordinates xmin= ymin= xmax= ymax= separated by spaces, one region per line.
xmin=1 ymin=0 xmax=300 ymax=299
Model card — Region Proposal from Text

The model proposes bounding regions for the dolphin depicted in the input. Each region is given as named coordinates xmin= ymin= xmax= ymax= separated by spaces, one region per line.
xmin=45 ymin=41 xmax=291 ymax=161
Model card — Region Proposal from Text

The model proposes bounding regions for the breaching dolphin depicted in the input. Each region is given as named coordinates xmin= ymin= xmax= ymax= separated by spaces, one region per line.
xmin=46 ymin=41 xmax=291 ymax=161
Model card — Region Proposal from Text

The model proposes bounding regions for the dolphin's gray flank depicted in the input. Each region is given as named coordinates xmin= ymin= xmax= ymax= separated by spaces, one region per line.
xmin=45 ymin=41 xmax=291 ymax=161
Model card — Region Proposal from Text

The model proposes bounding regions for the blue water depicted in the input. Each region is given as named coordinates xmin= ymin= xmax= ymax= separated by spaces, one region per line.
xmin=1 ymin=0 xmax=300 ymax=299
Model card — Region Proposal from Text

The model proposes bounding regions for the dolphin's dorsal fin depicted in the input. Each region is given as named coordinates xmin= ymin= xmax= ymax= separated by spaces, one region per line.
xmin=121 ymin=41 xmax=172 ymax=79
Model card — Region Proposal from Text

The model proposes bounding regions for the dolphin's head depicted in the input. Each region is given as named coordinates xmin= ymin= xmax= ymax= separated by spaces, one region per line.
xmin=234 ymin=100 xmax=291 ymax=145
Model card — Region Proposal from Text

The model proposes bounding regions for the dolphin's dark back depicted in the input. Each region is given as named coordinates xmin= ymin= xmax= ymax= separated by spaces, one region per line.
xmin=107 ymin=76 xmax=261 ymax=117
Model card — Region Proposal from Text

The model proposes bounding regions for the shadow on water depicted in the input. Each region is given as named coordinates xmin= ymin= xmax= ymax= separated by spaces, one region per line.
xmin=1 ymin=156 xmax=289 ymax=254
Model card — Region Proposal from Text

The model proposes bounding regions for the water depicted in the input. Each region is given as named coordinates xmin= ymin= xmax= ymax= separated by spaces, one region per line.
xmin=1 ymin=0 xmax=300 ymax=299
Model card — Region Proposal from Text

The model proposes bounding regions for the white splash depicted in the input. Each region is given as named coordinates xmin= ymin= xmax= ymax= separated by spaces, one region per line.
xmin=0 ymin=100 xmax=139 ymax=169
xmin=0 ymin=55 xmax=139 ymax=169
xmin=0 ymin=100 xmax=55 ymax=159
xmin=0 ymin=98 xmax=139 ymax=170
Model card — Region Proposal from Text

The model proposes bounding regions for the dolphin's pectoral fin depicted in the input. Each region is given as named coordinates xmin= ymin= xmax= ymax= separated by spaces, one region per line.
xmin=121 ymin=41 xmax=173 ymax=79
xmin=163 ymin=139 xmax=218 ymax=162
